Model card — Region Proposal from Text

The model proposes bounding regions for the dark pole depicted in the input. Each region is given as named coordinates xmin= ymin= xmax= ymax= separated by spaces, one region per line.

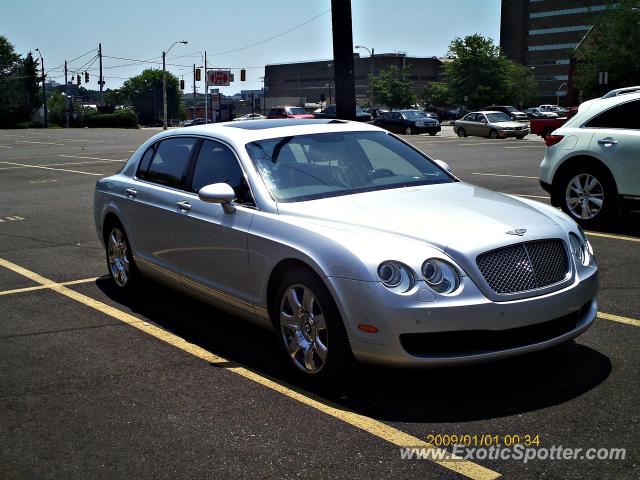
xmin=251 ymin=93 xmax=255 ymax=114
xmin=193 ymin=64 xmax=197 ymax=120
xmin=330 ymin=0 xmax=356 ymax=120
xmin=64 ymin=61 xmax=69 ymax=128
xmin=98 ymin=43 xmax=104 ymax=106
xmin=162 ymin=50 xmax=167 ymax=130
xmin=36 ymin=50 xmax=48 ymax=128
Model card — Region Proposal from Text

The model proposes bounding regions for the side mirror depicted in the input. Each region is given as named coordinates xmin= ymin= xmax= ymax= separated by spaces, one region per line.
xmin=434 ymin=159 xmax=452 ymax=173
xmin=198 ymin=183 xmax=236 ymax=213
xmin=480 ymin=119 xmax=488 ymax=124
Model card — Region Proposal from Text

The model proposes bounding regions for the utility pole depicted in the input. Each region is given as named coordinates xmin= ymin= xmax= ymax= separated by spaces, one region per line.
xmin=35 ymin=49 xmax=48 ymax=128
xmin=193 ymin=64 xmax=197 ymax=120
xmin=204 ymin=50 xmax=208 ymax=123
xmin=330 ymin=0 xmax=356 ymax=120
xmin=64 ymin=61 xmax=69 ymax=128
xmin=98 ymin=43 xmax=104 ymax=106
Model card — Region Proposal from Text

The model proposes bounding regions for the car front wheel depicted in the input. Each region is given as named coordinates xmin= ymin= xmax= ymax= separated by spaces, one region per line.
xmin=405 ymin=126 xmax=414 ymax=135
xmin=274 ymin=268 xmax=352 ymax=378
xmin=555 ymin=167 xmax=617 ymax=227
xmin=457 ymin=127 xmax=466 ymax=137
xmin=489 ymin=129 xmax=499 ymax=139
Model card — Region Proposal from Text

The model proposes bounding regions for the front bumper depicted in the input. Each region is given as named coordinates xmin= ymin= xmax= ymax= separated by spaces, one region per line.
xmin=415 ymin=125 xmax=441 ymax=134
xmin=499 ymin=128 xmax=529 ymax=138
xmin=326 ymin=266 xmax=598 ymax=367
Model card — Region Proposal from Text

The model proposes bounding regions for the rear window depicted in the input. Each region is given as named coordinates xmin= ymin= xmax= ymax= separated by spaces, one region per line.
xmin=286 ymin=107 xmax=307 ymax=115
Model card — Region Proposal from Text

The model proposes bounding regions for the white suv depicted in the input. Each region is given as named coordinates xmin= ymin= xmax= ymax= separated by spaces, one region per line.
xmin=539 ymin=87 xmax=640 ymax=227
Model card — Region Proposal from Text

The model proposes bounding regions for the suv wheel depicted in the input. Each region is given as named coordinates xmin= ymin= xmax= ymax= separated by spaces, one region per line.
xmin=554 ymin=166 xmax=617 ymax=227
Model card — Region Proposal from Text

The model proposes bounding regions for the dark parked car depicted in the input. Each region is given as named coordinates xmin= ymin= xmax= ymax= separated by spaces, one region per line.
xmin=485 ymin=105 xmax=528 ymax=122
xmin=314 ymin=104 xmax=373 ymax=122
xmin=374 ymin=110 xmax=441 ymax=135
xmin=267 ymin=106 xmax=315 ymax=119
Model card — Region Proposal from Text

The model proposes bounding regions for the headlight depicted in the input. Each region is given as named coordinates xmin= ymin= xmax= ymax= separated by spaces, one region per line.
xmin=421 ymin=258 xmax=460 ymax=294
xmin=378 ymin=261 xmax=415 ymax=293
xmin=415 ymin=121 xmax=425 ymax=127
xmin=569 ymin=232 xmax=592 ymax=266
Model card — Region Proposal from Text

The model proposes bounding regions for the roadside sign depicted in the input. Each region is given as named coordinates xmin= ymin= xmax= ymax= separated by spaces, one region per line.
xmin=211 ymin=93 xmax=221 ymax=109
xmin=207 ymin=70 xmax=231 ymax=86
xmin=598 ymin=71 xmax=608 ymax=85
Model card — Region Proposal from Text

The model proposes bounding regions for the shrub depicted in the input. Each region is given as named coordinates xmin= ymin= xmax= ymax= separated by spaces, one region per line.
xmin=84 ymin=109 xmax=138 ymax=128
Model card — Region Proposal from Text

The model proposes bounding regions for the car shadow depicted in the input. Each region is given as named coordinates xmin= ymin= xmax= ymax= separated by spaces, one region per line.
xmin=96 ymin=277 xmax=611 ymax=424
xmin=587 ymin=212 xmax=640 ymax=237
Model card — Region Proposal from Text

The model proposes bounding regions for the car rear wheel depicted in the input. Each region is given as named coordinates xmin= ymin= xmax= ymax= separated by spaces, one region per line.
xmin=515 ymin=135 xmax=525 ymax=140
xmin=554 ymin=166 xmax=617 ymax=227
xmin=457 ymin=127 xmax=466 ymax=137
xmin=105 ymin=224 xmax=138 ymax=290
xmin=274 ymin=267 xmax=352 ymax=378
xmin=489 ymin=129 xmax=499 ymax=139
xmin=405 ymin=126 xmax=414 ymax=135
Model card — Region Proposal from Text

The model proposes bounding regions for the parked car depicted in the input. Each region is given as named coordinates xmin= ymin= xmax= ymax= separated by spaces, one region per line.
xmin=314 ymin=104 xmax=373 ymax=122
xmin=233 ymin=113 xmax=266 ymax=121
xmin=530 ymin=107 xmax=578 ymax=139
xmin=485 ymin=105 xmax=528 ymax=122
xmin=374 ymin=110 xmax=441 ymax=135
xmin=540 ymin=87 xmax=640 ymax=227
xmin=454 ymin=111 xmax=529 ymax=139
xmin=539 ymin=104 xmax=561 ymax=112
xmin=368 ymin=107 xmax=389 ymax=119
xmin=95 ymin=119 xmax=597 ymax=378
xmin=525 ymin=108 xmax=558 ymax=119
xmin=267 ymin=106 xmax=314 ymax=119
xmin=182 ymin=118 xmax=206 ymax=127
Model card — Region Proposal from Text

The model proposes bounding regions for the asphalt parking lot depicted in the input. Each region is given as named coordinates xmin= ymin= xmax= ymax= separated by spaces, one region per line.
xmin=1 ymin=127 xmax=638 ymax=479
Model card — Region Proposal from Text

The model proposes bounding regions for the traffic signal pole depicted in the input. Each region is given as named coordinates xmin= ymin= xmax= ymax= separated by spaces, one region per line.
xmin=162 ymin=50 xmax=167 ymax=130
xmin=204 ymin=51 xmax=208 ymax=123
xmin=330 ymin=0 xmax=356 ymax=121
xmin=64 ymin=61 xmax=69 ymax=128
xmin=193 ymin=64 xmax=197 ymax=120
xmin=98 ymin=43 xmax=104 ymax=106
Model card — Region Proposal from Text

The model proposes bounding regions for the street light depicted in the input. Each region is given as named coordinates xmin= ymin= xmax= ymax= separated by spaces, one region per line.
xmin=556 ymin=82 xmax=567 ymax=106
xmin=258 ymin=76 xmax=265 ymax=115
xmin=163 ymin=40 xmax=188 ymax=130
xmin=35 ymin=48 xmax=48 ymax=128
xmin=355 ymin=45 xmax=374 ymax=108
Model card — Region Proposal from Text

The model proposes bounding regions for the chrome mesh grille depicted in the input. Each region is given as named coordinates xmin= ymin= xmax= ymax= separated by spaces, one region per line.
xmin=476 ymin=240 xmax=569 ymax=294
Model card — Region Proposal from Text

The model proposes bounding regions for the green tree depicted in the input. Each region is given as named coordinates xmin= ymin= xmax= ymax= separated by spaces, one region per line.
xmin=371 ymin=65 xmax=416 ymax=110
xmin=423 ymin=81 xmax=452 ymax=108
xmin=506 ymin=62 xmax=537 ymax=109
xmin=575 ymin=0 xmax=640 ymax=99
xmin=443 ymin=34 xmax=514 ymax=109
xmin=121 ymin=69 xmax=180 ymax=126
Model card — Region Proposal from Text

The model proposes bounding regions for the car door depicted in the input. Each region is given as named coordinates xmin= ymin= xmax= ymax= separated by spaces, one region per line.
xmin=462 ymin=113 xmax=478 ymax=136
xmin=174 ymin=138 xmax=256 ymax=314
xmin=585 ymin=99 xmax=640 ymax=196
xmin=125 ymin=136 xmax=198 ymax=277
xmin=476 ymin=114 xmax=490 ymax=137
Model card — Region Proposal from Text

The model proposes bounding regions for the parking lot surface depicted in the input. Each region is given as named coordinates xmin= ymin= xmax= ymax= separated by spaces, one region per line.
xmin=1 ymin=127 xmax=638 ymax=479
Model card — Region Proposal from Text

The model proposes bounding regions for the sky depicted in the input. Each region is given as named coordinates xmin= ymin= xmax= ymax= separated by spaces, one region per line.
xmin=3 ymin=0 xmax=501 ymax=95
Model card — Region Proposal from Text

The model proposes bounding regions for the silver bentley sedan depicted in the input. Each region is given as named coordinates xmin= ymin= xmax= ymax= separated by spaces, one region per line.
xmin=94 ymin=119 xmax=598 ymax=378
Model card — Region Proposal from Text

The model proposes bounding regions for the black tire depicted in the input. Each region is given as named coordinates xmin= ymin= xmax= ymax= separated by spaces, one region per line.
xmin=489 ymin=129 xmax=499 ymax=139
xmin=104 ymin=221 xmax=139 ymax=291
xmin=457 ymin=127 xmax=466 ymax=138
xmin=272 ymin=267 xmax=353 ymax=379
xmin=429 ymin=132 xmax=437 ymax=136
xmin=515 ymin=135 xmax=525 ymax=140
xmin=553 ymin=164 xmax=617 ymax=228
xmin=405 ymin=126 xmax=414 ymax=135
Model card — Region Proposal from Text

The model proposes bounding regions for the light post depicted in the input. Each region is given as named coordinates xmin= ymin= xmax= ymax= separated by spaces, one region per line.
xmin=35 ymin=48 xmax=48 ymax=128
xmin=258 ymin=76 xmax=265 ymax=115
xmin=355 ymin=45 xmax=374 ymax=108
xmin=163 ymin=40 xmax=188 ymax=130
xmin=556 ymin=82 xmax=567 ymax=106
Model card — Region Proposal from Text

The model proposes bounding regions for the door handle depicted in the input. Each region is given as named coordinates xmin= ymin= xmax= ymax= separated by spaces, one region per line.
xmin=597 ymin=137 xmax=617 ymax=147
xmin=176 ymin=201 xmax=191 ymax=211
xmin=125 ymin=188 xmax=137 ymax=197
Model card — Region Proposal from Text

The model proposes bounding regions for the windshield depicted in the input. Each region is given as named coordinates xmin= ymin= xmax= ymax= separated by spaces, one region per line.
xmin=486 ymin=112 xmax=512 ymax=123
xmin=245 ymin=131 xmax=453 ymax=202
xmin=286 ymin=107 xmax=307 ymax=115
xmin=402 ymin=110 xmax=428 ymax=119
xmin=504 ymin=106 xmax=517 ymax=112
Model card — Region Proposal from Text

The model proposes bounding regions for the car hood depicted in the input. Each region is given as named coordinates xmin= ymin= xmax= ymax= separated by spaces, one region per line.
xmin=277 ymin=182 xmax=563 ymax=256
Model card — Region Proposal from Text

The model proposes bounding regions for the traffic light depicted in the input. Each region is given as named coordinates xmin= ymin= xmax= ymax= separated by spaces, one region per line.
xmin=76 ymin=74 xmax=81 ymax=86
xmin=195 ymin=68 xmax=201 ymax=81
xmin=240 ymin=69 xmax=246 ymax=81
xmin=84 ymin=71 xmax=89 ymax=83
xmin=180 ymin=79 xmax=185 ymax=90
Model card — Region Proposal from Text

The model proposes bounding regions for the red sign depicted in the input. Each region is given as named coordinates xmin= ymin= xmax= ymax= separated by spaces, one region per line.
xmin=211 ymin=93 xmax=221 ymax=109
xmin=207 ymin=70 xmax=231 ymax=86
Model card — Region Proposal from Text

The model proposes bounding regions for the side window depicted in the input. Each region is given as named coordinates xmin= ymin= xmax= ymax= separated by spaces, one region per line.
xmin=137 ymin=146 xmax=155 ymax=175
xmin=465 ymin=113 xmax=477 ymax=122
xmin=391 ymin=112 xmax=402 ymax=120
xmin=191 ymin=140 xmax=254 ymax=205
xmin=140 ymin=137 xmax=197 ymax=188
xmin=584 ymin=100 xmax=640 ymax=129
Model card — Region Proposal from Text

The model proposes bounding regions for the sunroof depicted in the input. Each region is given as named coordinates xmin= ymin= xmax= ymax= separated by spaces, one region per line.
xmin=225 ymin=119 xmax=345 ymax=130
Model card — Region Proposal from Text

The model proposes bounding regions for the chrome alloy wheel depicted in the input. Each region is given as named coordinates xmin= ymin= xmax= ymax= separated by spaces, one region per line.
xmin=107 ymin=227 xmax=130 ymax=287
xmin=279 ymin=284 xmax=328 ymax=374
xmin=565 ymin=173 xmax=604 ymax=220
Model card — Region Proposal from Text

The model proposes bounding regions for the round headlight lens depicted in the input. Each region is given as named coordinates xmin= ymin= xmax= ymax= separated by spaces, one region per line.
xmin=377 ymin=261 xmax=415 ymax=293
xmin=421 ymin=258 xmax=460 ymax=294
xmin=569 ymin=232 xmax=589 ymax=266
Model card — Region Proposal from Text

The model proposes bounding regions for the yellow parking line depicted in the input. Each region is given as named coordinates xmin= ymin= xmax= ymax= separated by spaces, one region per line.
xmin=471 ymin=172 xmax=538 ymax=179
xmin=0 ymin=160 xmax=103 ymax=176
xmin=597 ymin=312 xmax=640 ymax=327
xmin=0 ymin=277 xmax=98 ymax=297
xmin=585 ymin=231 xmax=640 ymax=243
xmin=0 ymin=257 xmax=500 ymax=480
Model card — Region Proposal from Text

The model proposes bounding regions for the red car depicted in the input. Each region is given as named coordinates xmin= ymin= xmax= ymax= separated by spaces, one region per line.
xmin=267 ymin=106 xmax=314 ymax=119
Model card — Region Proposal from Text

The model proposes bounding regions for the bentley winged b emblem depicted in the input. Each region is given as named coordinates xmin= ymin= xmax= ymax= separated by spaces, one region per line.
xmin=506 ymin=228 xmax=527 ymax=236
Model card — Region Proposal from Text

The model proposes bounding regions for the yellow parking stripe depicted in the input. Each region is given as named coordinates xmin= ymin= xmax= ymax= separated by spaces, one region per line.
xmin=0 ymin=257 xmax=500 ymax=480
xmin=597 ymin=312 xmax=640 ymax=327
xmin=0 ymin=277 xmax=98 ymax=297
xmin=585 ymin=231 xmax=640 ymax=243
